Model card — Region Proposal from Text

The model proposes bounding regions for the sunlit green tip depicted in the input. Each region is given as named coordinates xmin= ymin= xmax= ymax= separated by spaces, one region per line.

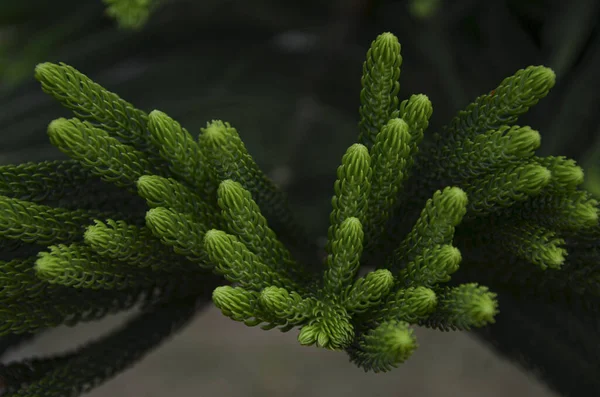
xmin=575 ymin=202 xmax=599 ymax=228
xmin=135 ymin=174 xmax=155 ymax=188
xmin=570 ymin=166 xmax=585 ymax=187
xmin=148 ymin=109 xmax=165 ymax=118
xmin=347 ymin=143 xmax=369 ymax=156
xmin=411 ymin=93 xmax=432 ymax=109
xmin=34 ymin=62 xmax=57 ymax=81
xmin=419 ymin=286 xmax=438 ymax=307
xmin=517 ymin=165 xmax=551 ymax=194
xmin=370 ymin=321 xmax=417 ymax=363
xmin=47 ymin=118 xmax=70 ymax=134
xmin=374 ymin=32 xmax=400 ymax=50
xmin=218 ymin=179 xmax=243 ymax=194
xmin=443 ymin=186 xmax=468 ymax=207
xmin=204 ymin=228 xmax=225 ymax=244
xmin=554 ymin=163 xmax=585 ymax=188
xmin=369 ymin=268 xmax=394 ymax=287
xmin=537 ymin=66 xmax=556 ymax=87
xmin=212 ymin=285 xmax=235 ymax=303
xmin=544 ymin=246 xmax=567 ymax=269
xmin=524 ymin=66 xmax=556 ymax=97
xmin=298 ymin=324 xmax=318 ymax=346
xmin=476 ymin=298 xmax=498 ymax=323
xmin=507 ymin=126 xmax=541 ymax=154
xmin=389 ymin=327 xmax=416 ymax=351
xmin=386 ymin=118 xmax=409 ymax=131
xmin=145 ymin=206 xmax=165 ymax=219
xmin=260 ymin=286 xmax=289 ymax=311
xmin=341 ymin=216 xmax=362 ymax=229
xmin=260 ymin=285 xmax=282 ymax=301
xmin=201 ymin=120 xmax=229 ymax=138
xmin=377 ymin=32 xmax=398 ymax=42
xmin=34 ymin=248 xmax=61 ymax=275
xmin=83 ymin=222 xmax=103 ymax=244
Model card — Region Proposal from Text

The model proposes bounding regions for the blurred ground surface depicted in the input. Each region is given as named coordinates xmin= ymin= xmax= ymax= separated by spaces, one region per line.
xmin=5 ymin=305 xmax=557 ymax=397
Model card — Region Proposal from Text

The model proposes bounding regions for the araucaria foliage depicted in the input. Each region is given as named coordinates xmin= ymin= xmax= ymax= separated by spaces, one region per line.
xmin=0 ymin=32 xmax=597 ymax=395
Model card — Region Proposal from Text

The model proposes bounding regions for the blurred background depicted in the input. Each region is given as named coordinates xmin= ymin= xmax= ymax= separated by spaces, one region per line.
xmin=1 ymin=0 xmax=599 ymax=395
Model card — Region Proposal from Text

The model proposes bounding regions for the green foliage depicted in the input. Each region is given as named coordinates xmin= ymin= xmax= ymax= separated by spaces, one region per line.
xmin=0 ymin=31 xmax=598 ymax=395
xmin=103 ymin=0 xmax=160 ymax=30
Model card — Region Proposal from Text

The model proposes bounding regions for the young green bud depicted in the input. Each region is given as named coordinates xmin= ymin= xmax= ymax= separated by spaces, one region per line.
xmin=349 ymin=320 xmax=417 ymax=372
xmin=423 ymin=284 xmax=498 ymax=331
xmin=515 ymin=165 xmax=551 ymax=195
xmin=324 ymin=217 xmax=364 ymax=295
xmin=400 ymin=245 xmax=462 ymax=287
xmin=504 ymin=125 xmax=542 ymax=157
xmin=383 ymin=286 xmax=437 ymax=323
xmin=212 ymin=286 xmax=256 ymax=322
xmin=398 ymin=94 xmax=433 ymax=151
xmin=297 ymin=305 xmax=354 ymax=351
xmin=344 ymin=269 xmax=394 ymax=314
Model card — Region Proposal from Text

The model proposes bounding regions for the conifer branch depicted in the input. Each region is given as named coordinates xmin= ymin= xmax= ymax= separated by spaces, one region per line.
xmin=0 ymin=30 xmax=597 ymax=393
xmin=0 ymin=295 xmax=205 ymax=396
xmin=35 ymin=63 xmax=153 ymax=152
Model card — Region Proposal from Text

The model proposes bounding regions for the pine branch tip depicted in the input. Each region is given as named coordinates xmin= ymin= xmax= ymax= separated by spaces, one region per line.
xmin=518 ymin=165 xmax=551 ymax=194
xmin=34 ymin=62 xmax=56 ymax=81
xmin=35 ymin=248 xmax=61 ymax=276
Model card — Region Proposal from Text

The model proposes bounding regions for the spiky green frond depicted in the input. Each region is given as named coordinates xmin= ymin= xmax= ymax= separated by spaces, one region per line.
xmin=443 ymin=65 xmax=556 ymax=144
xmin=135 ymin=174 xmax=221 ymax=228
xmin=327 ymin=143 xmax=371 ymax=253
xmin=47 ymin=118 xmax=158 ymax=192
xmin=380 ymin=287 xmax=438 ymax=324
xmin=83 ymin=219 xmax=198 ymax=272
xmin=212 ymin=285 xmax=291 ymax=329
xmin=462 ymin=163 xmax=551 ymax=217
xmin=421 ymin=284 xmax=499 ymax=331
xmin=532 ymin=156 xmax=585 ymax=191
xmin=0 ymin=256 xmax=203 ymax=335
xmin=0 ymin=160 xmax=92 ymax=203
xmin=259 ymin=286 xmax=316 ymax=325
xmin=144 ymin=207 xmax=210 ymax=266
xmin=509 ymin=190 xmax=598 ymax=231
xmin=390 ymin=186 xmax=468 ymax=271
xmin=365 ymin=118 xmax=411 ymax=245
xmin=216 ymin=179 xmax=300 ymax=279
xmin=35 ymin=63 xmax=152 ymax=153
xmin=198 ymin=120 xmax=309 ymax=249
xmin=0 ymin=195 xmax=114 ymax=245
xmin=498 ymin=222 xmax=567 ymax=270
xmin=398 ymin=93 xmax=432 ymax=157
xmin=324 ymin=217 xmax=365 ymax=295
xmin=398 ymin=244 xmax=462 ymax=288
xmin=436 ymin=125 xmax=542 ymax=182
xmin=358 ymin=32 xmax=402 ymax=148
xmin=204 ymin=229 xmax=297 ymax=291
xmin=296 ymin=302 xmax=354 ymax=350
xmin=35 ymin=243 xmax=159 ymax=290
xmin=147 ymin=110 xmax=206 ymax=188
xmin=342 ymin=269 xmax=394 ymax=313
